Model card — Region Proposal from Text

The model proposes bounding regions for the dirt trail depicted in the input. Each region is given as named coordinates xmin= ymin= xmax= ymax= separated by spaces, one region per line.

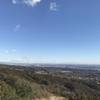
xmin=35 ymin=95 xmax=67 ymax=100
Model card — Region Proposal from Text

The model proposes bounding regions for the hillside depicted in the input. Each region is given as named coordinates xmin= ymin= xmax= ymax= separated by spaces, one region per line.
xmin=0 ymin=64 xmax=100 ymax=100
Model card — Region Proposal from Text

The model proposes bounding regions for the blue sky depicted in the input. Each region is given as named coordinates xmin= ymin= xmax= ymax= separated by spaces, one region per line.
xmin=0 ymin=0 xmax=100 ymax=64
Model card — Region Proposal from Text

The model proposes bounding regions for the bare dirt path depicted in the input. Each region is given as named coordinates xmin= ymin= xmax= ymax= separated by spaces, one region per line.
xmin=35 ymin=95 xmax=67 ymax=100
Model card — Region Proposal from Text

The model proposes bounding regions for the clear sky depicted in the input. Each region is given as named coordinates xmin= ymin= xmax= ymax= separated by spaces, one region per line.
xmin=0 ymin=0 xmax=100 ymax=64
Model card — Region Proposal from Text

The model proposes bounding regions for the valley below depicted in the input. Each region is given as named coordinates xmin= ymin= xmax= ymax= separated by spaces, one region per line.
xmin=0 ymin=64 xmax=100 ymax=100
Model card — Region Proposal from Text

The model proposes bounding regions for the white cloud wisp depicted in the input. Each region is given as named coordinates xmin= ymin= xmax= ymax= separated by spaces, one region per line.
xmin=50 ymin=2 xmax=58 ymax=11
xmin=14 ymin=24 xmax=21 ymax=32
xmin=12 ymin=0 xmax=42 ymax=7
